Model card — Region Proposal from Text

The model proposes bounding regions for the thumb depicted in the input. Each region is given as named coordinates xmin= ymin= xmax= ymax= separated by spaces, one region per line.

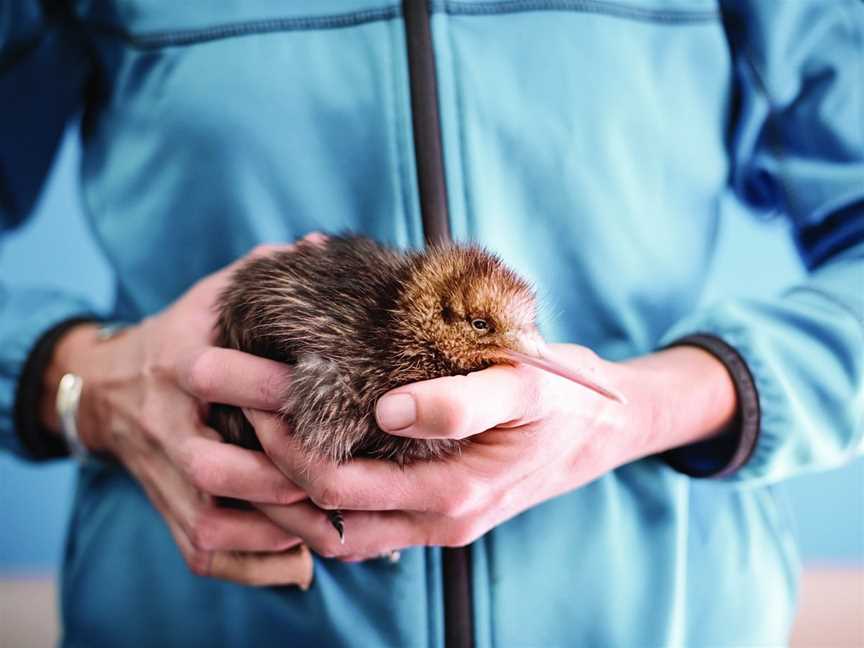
xmin=375 ymin=365 xmax=534 ymax=440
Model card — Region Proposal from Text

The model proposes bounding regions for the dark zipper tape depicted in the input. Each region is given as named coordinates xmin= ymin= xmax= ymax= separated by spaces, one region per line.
xmin=440 ymin=544 xmax=475 ymax=648
xmin=403 ymin=0 xmax=452 ymax=247
xmin=402 ymin=1 xmax=475 ymax=647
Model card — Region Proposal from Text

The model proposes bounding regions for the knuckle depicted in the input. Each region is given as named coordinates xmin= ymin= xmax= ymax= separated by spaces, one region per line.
xmin=518 ymin=371 xmax=546 ymax=420
xmin=188 ymin=511 xmax=220 ymax=551
xmin=187 ymin=350 xmax=219 ymax=401
xmin=578 ymin=345 xmax=601 ymax=364
xmin=249 ymin=244 xmax=278 ymax=259
xmin=273 ymin=484 xmax=303 ymax=506
xmin=185 ymin=549 xmax=211 ymax=577
xmin=440 ymin=492 xmax=462 ymax=517
xmin=441 ymin=479 xmax=486 ymax=518
xmin=259 ymin=367 xmax=290 ymax=408
xmin=568 ymin=347 xmax=602 ymax=380
xmin=139 ymin=344 xmax=172 ymax=384
xmin=443 ymin=523 xmax=480 ymax=548
xmin=438 ymin=394 xmax=472 ymax=438
xmin=309 ymin=483 xmax=342 ymax=511
xmin=185 ymin=454 xmax=224 ymax=494
xmin=302 ymin=232 xmax=328 ymax=247
xmin=313 ymin=535 xmax=343 ymax=560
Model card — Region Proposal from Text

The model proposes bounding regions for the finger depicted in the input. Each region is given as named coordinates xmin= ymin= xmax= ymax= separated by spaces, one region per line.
xmin=131 ymin=454 xmax=312 ymax=587
xmin=336 ymin=551 xmax=397 ymax=563
xmin=182 ymin=506 xmax=306 ymax=553
xmin=300 ymin=231 xmax=328 ymax=246
xmin=258 ymin=500 xmax=340 ymax=552
xmin=173 ymin=436 xmax=306 ymax=504
xmin=179 ymin=347 xmax=292 ymax=410
xmin=160 ymin=493 xmax=311 ymax=588
xmin=249 ymin=409 xmax=464 ymax=513
xmin=338 ymin=552 xmax=402 ymax=563
xmin=133 ymin=445 xmax=303 ymax=553
xmin=247 ymin=243 xmax=290 ymax=259
xmin=139 ymin=478 xmax=214 ymax=576
xmin=192 ymin=242 xmax=295 ymax=299
xmin=248 ymin=231 xmax=326 ymax=256
xmin=210 ymin=544 xmax=314 ymax=589
xmin=375 ymin=364 xmax=539 ymax=440
xmin=259 ymin=502 xmax=428 ymax=559
xmin=197 ymin=234 xmax=323 ymax=303
xmin=191 ymin=235 xmax=326 ymax=315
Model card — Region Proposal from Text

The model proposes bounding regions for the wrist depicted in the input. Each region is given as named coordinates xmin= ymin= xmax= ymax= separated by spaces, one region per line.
xmin=40 ymin=323 xmax=106 ymax=452
xmin=619 ymin=346 xmax=738 ymax=460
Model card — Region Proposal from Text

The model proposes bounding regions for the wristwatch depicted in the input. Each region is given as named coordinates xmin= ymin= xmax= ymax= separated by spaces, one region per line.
xmin=56 ymin=373 xmax=89 ymax=460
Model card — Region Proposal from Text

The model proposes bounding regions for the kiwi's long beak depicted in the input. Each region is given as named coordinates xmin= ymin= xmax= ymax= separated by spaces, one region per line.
xmin=503 ymin=333 xmax=627 ymax=404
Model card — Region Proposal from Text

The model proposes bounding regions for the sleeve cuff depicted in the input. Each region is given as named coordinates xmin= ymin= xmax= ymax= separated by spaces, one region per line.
xmin=661 ymin=333 xmax=761 ymax=478
xmin=13 ymin=316 xmax=99 ymax=460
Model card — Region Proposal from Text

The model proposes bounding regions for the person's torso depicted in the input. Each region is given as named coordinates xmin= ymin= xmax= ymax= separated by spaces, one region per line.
xmin=62 ymin=2 xmax=799 ymax=646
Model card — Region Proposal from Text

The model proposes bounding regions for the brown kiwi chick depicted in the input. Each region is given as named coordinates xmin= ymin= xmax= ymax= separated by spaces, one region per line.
xmin=210 ymin=234 xmax=541 ymax=466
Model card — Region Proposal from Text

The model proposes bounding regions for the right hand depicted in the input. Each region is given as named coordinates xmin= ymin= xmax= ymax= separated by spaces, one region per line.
xmin=41 ymin=244 xmax=314 ymax=587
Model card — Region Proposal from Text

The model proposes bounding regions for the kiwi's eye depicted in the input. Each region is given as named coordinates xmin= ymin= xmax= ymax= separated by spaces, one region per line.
xmin=471 ymin=318 xmax=489 ymax=332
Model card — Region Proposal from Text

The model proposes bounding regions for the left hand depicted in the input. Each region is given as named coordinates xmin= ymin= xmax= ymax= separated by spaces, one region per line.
xmin=247 ymin=345 xmax=736 ymax=561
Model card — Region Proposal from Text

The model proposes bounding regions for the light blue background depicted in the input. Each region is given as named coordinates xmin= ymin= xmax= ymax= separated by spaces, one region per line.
xmin=1 ymin=126 xmax=861 ymax=573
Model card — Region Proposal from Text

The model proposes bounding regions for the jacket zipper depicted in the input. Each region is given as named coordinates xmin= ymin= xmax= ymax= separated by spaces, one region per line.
xmin=401 ymin=1 xmax=475 ymax=647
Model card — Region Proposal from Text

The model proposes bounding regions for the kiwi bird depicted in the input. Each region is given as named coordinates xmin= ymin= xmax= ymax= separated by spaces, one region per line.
xmin=210 ymin=234 xmax=623 ymax=538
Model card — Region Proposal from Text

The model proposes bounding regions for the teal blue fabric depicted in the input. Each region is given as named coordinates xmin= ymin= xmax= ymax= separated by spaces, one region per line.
xmin=2 ymin=1 xmax=863 ymax=646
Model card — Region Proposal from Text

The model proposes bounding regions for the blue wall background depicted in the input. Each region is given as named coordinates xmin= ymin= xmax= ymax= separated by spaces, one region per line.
xmin=1 ymin=126 xmax=862 ymax=572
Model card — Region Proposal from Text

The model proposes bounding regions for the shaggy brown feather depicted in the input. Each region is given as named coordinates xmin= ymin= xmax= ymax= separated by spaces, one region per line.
xmin=210 ymin=234 xmax=537 ymax=465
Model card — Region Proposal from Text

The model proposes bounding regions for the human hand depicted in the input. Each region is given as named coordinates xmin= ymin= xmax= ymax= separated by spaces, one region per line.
xmin=247 ymin=344 xmax=737 ymax=561
xmin=41 ymin=239 xmax=325 ymax=586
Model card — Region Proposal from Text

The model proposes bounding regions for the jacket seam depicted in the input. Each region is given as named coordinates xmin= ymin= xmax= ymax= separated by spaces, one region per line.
xmin=732 ymin=5 xmax=864 ymax=226
xmin=847 ymin=2 xmax=864 ymax=167
xmin=784 ymin=285 xmax=864 ymax=459
xmin=431 ymin=0 xmax=719 ymax=24
xmin=730 ymin=30 xmax=796 ymax=220
xmin=82 ymin=6 xmax=401 ymax=49
xmin=444 ymin=11 xmax=475 ymax=241
xmin=783 ymin=285 xmax=864 ymax=340
xmin=76 ymin=0 xmax=724 ymax=51
xmin=388 ymin=18 xmax=417 ymax=247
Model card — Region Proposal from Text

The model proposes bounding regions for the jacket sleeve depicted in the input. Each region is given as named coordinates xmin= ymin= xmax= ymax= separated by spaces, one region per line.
xmin=0 ymin=1 xmax=99 ymax=458
xmin=661 ymin=0 xmax=864 ymax=484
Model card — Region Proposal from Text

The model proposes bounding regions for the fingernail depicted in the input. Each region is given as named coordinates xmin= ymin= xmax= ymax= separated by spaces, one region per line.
xmin=376 ymin=393 xmax=416 ymax=431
